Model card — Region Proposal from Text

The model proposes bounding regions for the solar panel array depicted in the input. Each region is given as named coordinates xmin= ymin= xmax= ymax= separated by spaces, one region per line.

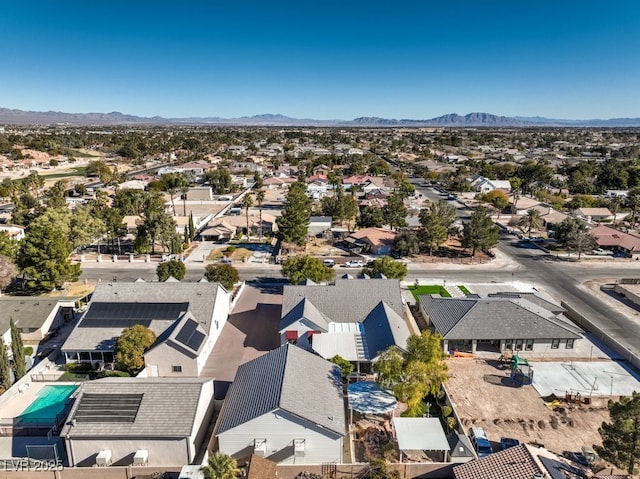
xmin=79 ymin=302 xmax=189 ymax=328
xmin=74 ymin=393 xmax=143 ymax=423
xmin=174 ymin=319 xmax=206 ymax=351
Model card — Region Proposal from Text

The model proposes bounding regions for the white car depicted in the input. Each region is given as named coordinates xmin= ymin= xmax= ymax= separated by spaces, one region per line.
xmin=344 ymin=260 xmax=364 ymax=268
xmin=592 ymin=248 xmax=613 ymax=256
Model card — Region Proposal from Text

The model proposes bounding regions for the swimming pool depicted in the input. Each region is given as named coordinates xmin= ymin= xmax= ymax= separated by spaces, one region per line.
xmin=18 ymin=385 xmax=78 ymax=426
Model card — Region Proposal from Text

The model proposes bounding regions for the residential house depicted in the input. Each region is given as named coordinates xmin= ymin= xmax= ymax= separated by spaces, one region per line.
xmin=470 ymin=176 xmax=512 ymax=193
xmin=346 ymin=227 xmax=396 ymax=255
xmin=418 ymin=293 xmax=582 ymax=354
xmin=312 ymin=164 xmax=331 ymax=176
xmin=0 ymin=297 xmax=76 ymax=343
xmin=61 ymin=377 xmax=215 ymax=467
xmin=453 ymin=443 xmax=574 ymax=479
xmin=591 ymin=224 xmax=640 ymax=258
xmin=306 ymin=180 xmax=328 ymax=200
xmin=199 ymin=221 xmax=237 ymax=242
xmin=185 ymin=187 xmax=214 ymax=201
xmin=279 ymin=278 xmax=410 ymax=368
xmin=575 ymin=207 xmax=614 ymax=223
xmin=215 ymin=344 xmax=346 ymax=465
xmin=61 ymin=282 xmax=230 ymax=376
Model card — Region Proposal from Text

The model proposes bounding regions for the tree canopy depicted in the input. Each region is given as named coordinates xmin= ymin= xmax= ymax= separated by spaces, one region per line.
xmin=10 ymin=319 xmax=25 ymax=380
xmin=200 ymin=452 xmax=241 ymax=479
xmin=277 ymin=182 xmax=312 ymax=246
xmin=204 ymin=263 xmax=240 ymax=290
xmin=461 ymin=207 xmax=500 ymax=256
xmin=281 ymin=255 xmax=334 ymax=284
xmin=595 ymin=391 xmax=640 ymax=474
xmin=114 ymin=325 xmax=156 ymax=374
xmin=362 ymin=256 xmax=407 ymax=280
xmin=156 ymin=260 xmax=186 ymax=282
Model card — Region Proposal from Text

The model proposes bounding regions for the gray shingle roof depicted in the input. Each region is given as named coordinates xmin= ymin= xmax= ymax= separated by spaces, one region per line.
xmin=0 ymin=297 xmax=75 ymax=332
xmin=362 ymin=302 xmax=410 ymax=358
xmin=281 ymin=279 xmax=404 ymax=325
xmin=215 ymin=344 xmax=345 ymax=437
xmin=419 ymin=296 xmax=582 ymax=341
xmin=488 ymin=291 xmax=564 ymax=313
xmin=60 ymin=377 xmax=212 ymax=438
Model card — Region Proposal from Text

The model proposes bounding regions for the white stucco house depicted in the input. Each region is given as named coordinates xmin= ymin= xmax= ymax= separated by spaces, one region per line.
xmin=215 ymin=344 xmax=346 ymax=465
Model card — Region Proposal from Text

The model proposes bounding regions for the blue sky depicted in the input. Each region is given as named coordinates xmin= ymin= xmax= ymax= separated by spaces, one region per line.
xmin=1 ymin=1 xmax=639 ymax=119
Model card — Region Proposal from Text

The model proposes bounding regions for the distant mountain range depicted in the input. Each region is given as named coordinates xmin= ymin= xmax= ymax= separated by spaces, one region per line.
xmin=1 ymin=107 xmax=639 ymax=127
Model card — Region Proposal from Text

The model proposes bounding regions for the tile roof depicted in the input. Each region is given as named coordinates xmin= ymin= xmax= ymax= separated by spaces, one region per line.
xmin=419 ymin=296 xmax=582 ymax=340
xmin=215 ymin=344 xmax=345 ymax=437
xmin=60 ymin=377 xmax=212 ymax=438
xmin=453 ymin=444 xmax=545 ymax=479
xmin=591 ymin=225 xmax=640 ymax=252
xmin=348 ymin=227 xmax=396 ymax=248
xmin=247 ymin=455 xmax=278 ymax=479
xmin=281 ymin=279 xmax=404 ymax=325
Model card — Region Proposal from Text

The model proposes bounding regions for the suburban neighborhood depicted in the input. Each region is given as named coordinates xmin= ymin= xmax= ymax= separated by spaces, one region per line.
xmin=0 ymin=124 xmax=637 ymax=479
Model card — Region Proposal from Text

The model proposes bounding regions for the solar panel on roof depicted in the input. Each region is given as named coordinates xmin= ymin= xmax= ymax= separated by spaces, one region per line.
xmin=74 ymin=393 xmax=143 ymax=423
xmin=79 ymin=302 xmax=188 ymax=328
xmin=175 ymin=319 xmax=205 ymax=351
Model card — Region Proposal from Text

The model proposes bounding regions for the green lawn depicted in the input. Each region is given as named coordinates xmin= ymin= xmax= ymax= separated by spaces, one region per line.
xmin=458 ymin=285 xmax=471 ymax=295
xmin=41 ymin=166 xmax=87 ymax=179
xmin=408 ymin=285 xmax=451 ymax=301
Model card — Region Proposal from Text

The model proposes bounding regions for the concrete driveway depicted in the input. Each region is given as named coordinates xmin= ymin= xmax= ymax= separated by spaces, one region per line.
xmin=201 ymin=283 xmax=282 ymax=398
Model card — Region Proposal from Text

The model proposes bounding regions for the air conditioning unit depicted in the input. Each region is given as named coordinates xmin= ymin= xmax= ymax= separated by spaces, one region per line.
xmin=294 ymin=439 xmax=305 ymax=457
xmin=96 ymin=449 xmax=112 ymax=467
xmin=254 ymin=439 xmax=267 ymax=457
xmin=133 ymin=449 xmax=148 ymax=466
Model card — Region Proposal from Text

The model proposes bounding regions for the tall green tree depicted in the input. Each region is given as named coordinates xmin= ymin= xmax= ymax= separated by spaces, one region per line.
xmin=481 ymin=190 xmax=510 ymax=218
xmin=161 ymin=173 xmax=189 ymax=216
xmin=461 ymin=207 xmax=500 ymax=256
xmin=566 ymin=228 xmax=597 ymax=260
xmin=627 ymin=187 xmax=640 ymax=229
xmin=518 ymin=208 xmax=544 ymax=238
xmin=156 ymin=260 xmax=186 ymax=281
xmin=18 ymin=209 xmax=81 ymax=290
xmin=419 ymin=200 xmax=457 ymax=255
xmin=200 ymin=452 xmax=241 ymax=479
xmin=329 ymin=354 xmax=354 ymax=381
xmin=282 ymin=255 xmax=334 ymax=284
xmin=277 ymin=182 xmax=312 ymax=246
xmin=10 ymin=319 xmax=25 ymax=380
xmin=204 ymin=169 xmax=232 ymax=194
xmin=0 ymin=231 xmax=19 ymax=261
xmin=383 ymin=193 xmax=408 ymax=230
xmin=114 ymin=325 xmax=156 ymax=374
xmin=362 ymin=256 xmax=407 ymax=280
xmin=134 ymin=192 xmax=177 ymax=254
xmin=595 ymin=391 xmax=640 ymax=475
xmin=0 ymin=338 xmax=11 ymax=391
xmin=358 ymin=206 xmax=385 ymax=228
xmin=255 ymin=190 xmax=266 ymax=240
xmin=241 ymin=193 xmax=254 ymax=238
xmin=392 ymin=230 xmax=419 ymax=257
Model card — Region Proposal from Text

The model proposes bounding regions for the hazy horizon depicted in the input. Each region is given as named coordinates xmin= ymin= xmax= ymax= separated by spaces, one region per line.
xmin=2 ymin=1 xmax=639 ymax=120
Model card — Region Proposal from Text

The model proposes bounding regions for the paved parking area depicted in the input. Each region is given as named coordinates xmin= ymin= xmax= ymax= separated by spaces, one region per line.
xmin=201 ymin=283 xmax=282 ymax=397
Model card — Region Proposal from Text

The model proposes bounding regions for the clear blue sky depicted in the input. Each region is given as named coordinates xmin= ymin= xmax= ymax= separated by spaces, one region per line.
xmin=1 ymin=1 xmax=639 ymax=120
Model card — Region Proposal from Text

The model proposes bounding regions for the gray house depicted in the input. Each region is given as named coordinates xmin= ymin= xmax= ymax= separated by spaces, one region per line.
xmin=61 ymin=377 xmax=215 ymax=467
xmin=61 ymin=282 xmax=230 ymax=376
xmin=279 ymin=279 xmax=410 ymax=367
xmin=215 ymin=344 xmax=346 ymax=465
xmin=418 ymin=293 xmax=582 ymax=354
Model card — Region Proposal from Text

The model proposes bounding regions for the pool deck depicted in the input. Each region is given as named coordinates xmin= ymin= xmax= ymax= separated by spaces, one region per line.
xmin=0 ymin=381 xmax=79 ymax=420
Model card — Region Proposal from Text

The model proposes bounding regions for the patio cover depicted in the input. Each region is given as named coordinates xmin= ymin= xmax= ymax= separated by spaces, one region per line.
xmin=347 ymin=381 xmax=396 ymax=414
xmin=393 ymin=417 xmax=450 ymax=451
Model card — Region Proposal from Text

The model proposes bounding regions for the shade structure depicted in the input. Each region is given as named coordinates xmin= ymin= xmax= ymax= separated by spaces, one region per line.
xmin=392 ymin=417 xmax=450 ymax=452
xmin=347 ymin=381 xmax=397 ymax=414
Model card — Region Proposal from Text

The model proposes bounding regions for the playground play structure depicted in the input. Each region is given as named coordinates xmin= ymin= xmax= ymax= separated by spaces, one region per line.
xmin=499 ymin=351 xmax=534 ymax=386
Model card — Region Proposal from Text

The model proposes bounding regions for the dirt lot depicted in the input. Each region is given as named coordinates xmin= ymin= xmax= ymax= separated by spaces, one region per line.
xmin=446 ymin=358 xmax=610 ymax=456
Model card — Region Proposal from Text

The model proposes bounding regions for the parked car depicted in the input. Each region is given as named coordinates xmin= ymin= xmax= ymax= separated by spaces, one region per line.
xmin=592 ymin=248 xmax=613 ymax=256
xmin=344 ymin=260 xmax=364 ymax=268
xmin=468 ymin=426 xmax=493 ymax=458
xmin=219 ymin=258 xmax=233 ymax=264
xmin=500 ymin=437 xmax=520 ymax=450
xmin=322 ymin=259 xmax=335 ymax=267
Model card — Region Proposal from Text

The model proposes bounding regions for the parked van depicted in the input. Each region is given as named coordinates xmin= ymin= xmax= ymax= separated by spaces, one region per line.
xmin=468 ymin=427 xmax=493 ymax=458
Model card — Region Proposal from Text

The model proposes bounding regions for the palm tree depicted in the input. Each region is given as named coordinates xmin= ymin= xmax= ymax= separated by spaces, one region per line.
xmin=241 ymin=193 xmax=254 ymax=239
xmin=200 ymin=452 xmax=241 ymax=479
xmin=518 ymin=208 xmax=543 ymax=238
xmin=255 ymin=189 xmax=266 ymax=241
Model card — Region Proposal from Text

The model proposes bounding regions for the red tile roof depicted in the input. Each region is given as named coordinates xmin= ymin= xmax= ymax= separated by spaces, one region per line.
xmin=453 ymin=444 xmax=545 ymax=479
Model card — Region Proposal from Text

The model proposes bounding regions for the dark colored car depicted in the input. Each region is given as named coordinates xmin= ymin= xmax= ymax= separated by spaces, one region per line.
xmin=500 ymin=437 xmax=520 ymax=450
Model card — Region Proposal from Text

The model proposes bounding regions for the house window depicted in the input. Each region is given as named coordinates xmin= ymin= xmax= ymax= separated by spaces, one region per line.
xmin=566 ymin=339 xmax=575 ymax=349
xmin=285 ymin=330 xmax=298 ymax=345
xmin=504 ymin=340 xmax=513 ymax=350
xmin=172 ymin=365 xmax=183 ymax=373
xmin=515 ymin=339 xmax=524 ymax=351
xmin=525 ymin=339 xmax=534 ymax=351
xmin=551 ymin=339 xmax=560 ymax=349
